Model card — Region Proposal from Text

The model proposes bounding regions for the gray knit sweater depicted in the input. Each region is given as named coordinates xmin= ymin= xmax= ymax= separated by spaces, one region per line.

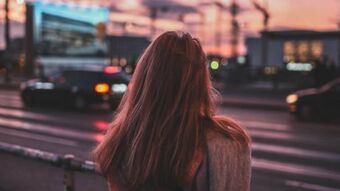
xmin=192 ymin=129 xmax=251 ymax=191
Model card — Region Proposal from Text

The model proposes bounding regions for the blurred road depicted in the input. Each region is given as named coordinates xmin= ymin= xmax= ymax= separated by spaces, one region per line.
xmin=0 ymin=89 xmax=340 ymax=191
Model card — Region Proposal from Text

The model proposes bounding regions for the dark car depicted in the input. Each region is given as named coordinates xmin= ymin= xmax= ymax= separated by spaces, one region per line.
xmin=286 ymin=77 xmax=340 ymax=120
xmin=20 ymin=66 xmax=130 ymax=110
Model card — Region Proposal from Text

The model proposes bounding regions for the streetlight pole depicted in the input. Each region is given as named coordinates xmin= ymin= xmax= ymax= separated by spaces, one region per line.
xmin=3 ymin=0 xmax=12 ymax=83
xmin=149 ymin=7 xmax=158 ymax=38
xmin=251 ymin=0 xmax=270 ymax=31
xmin=5 ymin=0 xmax=10 ymax=51
xmin=230 ymin=0 xmax=240 ymax=57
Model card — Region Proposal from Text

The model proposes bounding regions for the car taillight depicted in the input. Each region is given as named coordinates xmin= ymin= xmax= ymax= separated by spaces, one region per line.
xmin=104 ymin=66 xmax=120 ymax=74
xmin=95 ymin=83 xmax=109 ymax=94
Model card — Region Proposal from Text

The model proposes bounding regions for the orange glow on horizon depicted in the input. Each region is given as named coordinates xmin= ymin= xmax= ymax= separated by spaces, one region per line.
xmin=0 ymin=0 xmax=339 ymax=56
xmin=0 ymin=1 xmax=26 ymax=22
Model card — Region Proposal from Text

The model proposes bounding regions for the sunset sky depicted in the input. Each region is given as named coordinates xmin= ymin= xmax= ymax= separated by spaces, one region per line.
xmin=0 ymin=0 xmax=339 ymax=55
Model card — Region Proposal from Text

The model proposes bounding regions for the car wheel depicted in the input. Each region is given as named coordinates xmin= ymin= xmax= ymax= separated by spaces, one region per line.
xmin=298 ymin=105 xmax=314 ymax=120
xmin=74 ymin=95 xmax=87 ymax=110
xmin=22 ymin=92 xmax=34 ymax=107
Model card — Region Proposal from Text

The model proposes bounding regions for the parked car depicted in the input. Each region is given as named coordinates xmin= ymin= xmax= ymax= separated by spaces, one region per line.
xmin=286 ymin=77 xmax=340 ymax=120
xmin=20 ymin=66 xmax=130 ymax=110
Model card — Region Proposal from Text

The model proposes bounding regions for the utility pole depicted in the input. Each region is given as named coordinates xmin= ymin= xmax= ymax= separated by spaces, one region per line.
xmin=149 ymin=7 xmax=158 ymax=38
xmin=177 ymin=11 xmax=206 ymax=45
xmin=3 ymin=0 xmax=11 ymax=83
xmin=198 ymin=11 xmax=206 ymax=45
xmin=215 ymin=2 xmax=223 ymax=55
xmin=250 ymin=0 xmax=271 ymax=68
xmin=230 ymin=0 xmax=240 ymax=57
xmin=337 ymin=0 xmax=340 ymax=30
xmin=200 ymin=1 xmax=244 ymax=56
xmin=199 ymin=2 xmax=226 ymax=55
xmin=251 ymin=0 xmax=270 ymax=31
xmin=5 ymin=0 xmax=10 ymax=51
xmin=148 ymin=6 xmax=169 ymax=39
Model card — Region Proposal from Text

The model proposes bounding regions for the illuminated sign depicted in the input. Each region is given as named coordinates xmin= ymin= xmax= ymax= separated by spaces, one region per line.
xmin=286 ymin=62 xmax=313 ymax=72
xmin=33 ymin=2 xmax=109 ymax=57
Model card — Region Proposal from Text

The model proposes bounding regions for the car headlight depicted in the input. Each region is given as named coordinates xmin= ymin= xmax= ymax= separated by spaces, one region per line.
xmin=112 ymin=84 xmax=127 ymax=93
xmin=286 ymin=94 xmax=298 ymax=104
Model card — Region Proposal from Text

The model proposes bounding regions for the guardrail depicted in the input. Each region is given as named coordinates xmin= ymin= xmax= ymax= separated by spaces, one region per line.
xmin=0 ymin=141 xmax=100 ymax=191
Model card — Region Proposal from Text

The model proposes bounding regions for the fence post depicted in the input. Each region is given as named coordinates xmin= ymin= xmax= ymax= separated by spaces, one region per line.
xmin=63 ymin=154 xmax=75 ymax=191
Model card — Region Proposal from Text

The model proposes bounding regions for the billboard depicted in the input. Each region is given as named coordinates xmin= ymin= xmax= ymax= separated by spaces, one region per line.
xmin=33 ymin=2 xmax=109 ymax=58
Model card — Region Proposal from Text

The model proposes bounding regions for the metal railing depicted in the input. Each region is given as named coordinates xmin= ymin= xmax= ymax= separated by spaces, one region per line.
xmin=0 ymin=141 xmax=100 ymax=191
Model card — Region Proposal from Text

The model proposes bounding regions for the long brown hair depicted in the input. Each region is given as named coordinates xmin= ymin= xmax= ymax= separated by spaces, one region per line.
xmin=93 ymin=31 xmax=250 ymax=190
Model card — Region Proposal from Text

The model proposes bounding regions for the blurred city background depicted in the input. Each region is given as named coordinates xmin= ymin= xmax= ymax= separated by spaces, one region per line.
xmin=0 ymin=0 xmax=340 ymax=190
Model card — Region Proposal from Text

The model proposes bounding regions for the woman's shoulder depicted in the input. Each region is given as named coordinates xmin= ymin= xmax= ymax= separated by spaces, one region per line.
xmin=205 ymin=127 xmax=249 ymax=153
xmin=205 ymin=115 xmax=250 ymax=151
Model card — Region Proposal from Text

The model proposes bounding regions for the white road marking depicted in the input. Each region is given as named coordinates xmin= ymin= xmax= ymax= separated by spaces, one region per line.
xmin=0 ymin=107 xmax=54 ymax=119
xmin=0 ymin=128 xmax=79 ymax=147
xmin=0 ymin=107 xmax=75 ymax=125
xmin=285 ymin=180 xmax=340 ymax=191
xmin=0 ymin=101 xmax=22 ymax=109
xmin=0 ymin=99 xmax=22 ymax=105
xmin=0 ymin=117 xmax=102 ymax=142
xmin=0 ymin=94 xmax=21 ymax=101
xmin=252 ymin=142 xmax=340 ymax=162
xmin=241 ymin=120 xmax=290 ymax=131
xmin=253 ymin=158 xmax=340 ymax=182
xmin=242 ymin=119 xmax=340 ymax=133
xmin=249 ymin=129 xmax=322 ymax=143
xmin=0 ymin=107 xmax=101 ymax=130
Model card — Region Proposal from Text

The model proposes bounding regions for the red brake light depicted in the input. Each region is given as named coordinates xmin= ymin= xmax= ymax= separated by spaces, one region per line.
xmin=95 ymin=83 xmax=110 ymax=94
xmin=104 ymin=66 xmax=120 ymax=74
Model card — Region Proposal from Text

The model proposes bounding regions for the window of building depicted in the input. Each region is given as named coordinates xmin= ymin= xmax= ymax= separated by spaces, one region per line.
xmin=283 ymin=41 xmax=295 ymax=63
xmin=311 ymin=41 xmax=323 ymax=59
xmin=283 ymin=40 xmax=323 ymax=72
xmin=297 ymin=41 xmax=309 ymax=62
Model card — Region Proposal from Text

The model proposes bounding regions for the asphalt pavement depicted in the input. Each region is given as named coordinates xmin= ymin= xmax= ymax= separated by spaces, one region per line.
xmin=0 ymin=89 xmax=340 ymax=191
